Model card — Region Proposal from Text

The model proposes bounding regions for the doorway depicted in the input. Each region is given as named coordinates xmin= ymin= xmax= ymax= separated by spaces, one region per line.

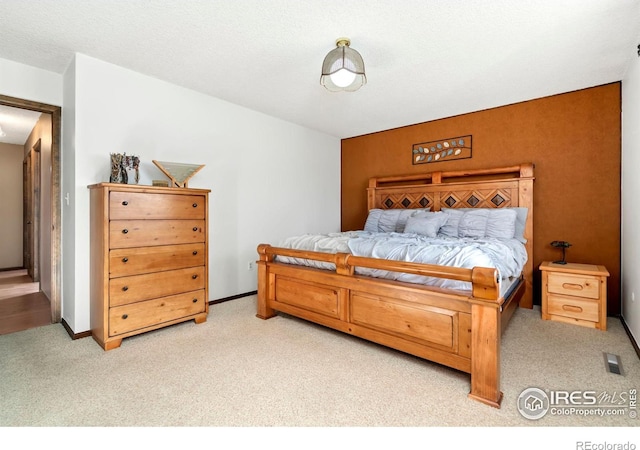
xmin=0 ymin=94 xmax=61 ymax=327
xmin=24 ymin=139 xmax=41 ymax=283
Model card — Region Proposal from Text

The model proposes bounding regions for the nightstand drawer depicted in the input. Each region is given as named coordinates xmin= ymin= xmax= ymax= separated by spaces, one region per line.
xmin=547 ymin=294 xmax=599 ymax=322
xmin=547 ymin=272 xmax=600 ymax=300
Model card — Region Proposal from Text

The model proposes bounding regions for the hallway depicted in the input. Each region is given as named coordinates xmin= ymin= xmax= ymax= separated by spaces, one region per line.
xmin=0 ymin=269 xmax=50 ymax=335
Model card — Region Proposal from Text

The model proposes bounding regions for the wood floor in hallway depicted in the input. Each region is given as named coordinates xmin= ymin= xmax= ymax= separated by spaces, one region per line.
xmin=0 ymin=269 xmax=51 ymax=335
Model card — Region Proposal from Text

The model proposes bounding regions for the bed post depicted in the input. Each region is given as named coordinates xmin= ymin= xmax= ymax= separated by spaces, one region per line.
xmin=468 ymin=298 xmax=503 ymax=408
xmin=519 ymin=163 xmax=534 ymax=309
xmin=256 ymin=244 xmax=276 ymax=320
xmin=367 ymin=178 xmax=378 ymax=210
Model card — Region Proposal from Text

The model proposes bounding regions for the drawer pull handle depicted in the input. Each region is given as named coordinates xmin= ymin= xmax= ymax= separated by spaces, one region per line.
xmin=122 ymin=201 xmax=128 ymax=206
xmin=562 ymin=304 xmax=583 ymax=313
xmin=192 ymin=251 xmax=198 ymax=255
xmin=192 ymin=298 xmax=198 ymax=303
xmin=122 ymin=286 xmax=129 ymax=291
xmin=122 ymin=257 xmax=129 ymax=263
xmin=122 ymin=314 xmax=128 ymax=320
xmin=192 ymin=274 xmax=198 ymax=279
xmin=562 ymin=282 xmax=583 ymax=291
xmin=192 ymin=203 xmax=198 ymax=208
xmin=193 ymin=227 xmax=198 ymax=232
xmin=122 ymin=229 xmax=129 ymax=234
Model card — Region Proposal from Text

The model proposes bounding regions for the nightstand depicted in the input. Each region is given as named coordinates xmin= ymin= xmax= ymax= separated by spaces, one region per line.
xmin=539 ymin=261 xmax=609 ymax=330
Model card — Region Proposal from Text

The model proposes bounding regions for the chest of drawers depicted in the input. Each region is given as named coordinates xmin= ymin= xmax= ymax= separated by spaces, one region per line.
xmin=89 ymin=183 xmax=210 ymax=350
xmin=539 ymin=261 xmax=609 ymax=330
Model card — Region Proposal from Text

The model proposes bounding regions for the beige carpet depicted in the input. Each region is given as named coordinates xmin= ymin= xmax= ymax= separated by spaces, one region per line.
xmin=1 ymin=295 xmax=638 ymax=433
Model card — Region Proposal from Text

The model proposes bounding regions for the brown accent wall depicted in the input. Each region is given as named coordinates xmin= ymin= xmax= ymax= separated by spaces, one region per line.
xmin=341 ymin=83 xmax=621 ymax=314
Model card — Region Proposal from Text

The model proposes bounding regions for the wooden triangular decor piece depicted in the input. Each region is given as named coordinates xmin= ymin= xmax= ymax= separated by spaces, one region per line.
xmin=152 ymin=160 xmax=205 ymax=188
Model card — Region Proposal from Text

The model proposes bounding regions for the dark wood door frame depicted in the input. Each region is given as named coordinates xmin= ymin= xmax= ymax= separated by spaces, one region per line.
xmin=24 ymin=139 xmax=42 ymax=282
xmin=1 ymin=94 xmax=61 ymax=323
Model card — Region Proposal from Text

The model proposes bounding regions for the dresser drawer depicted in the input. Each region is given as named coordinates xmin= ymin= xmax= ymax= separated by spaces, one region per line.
xmin=109 ymin=219 xmax=205 ymax=248
xmin=547 ymin=272 xmax=600 ymax=300
xmin=547 ymin=293 xmax=599 ymax=322
xmin=110 ymin=243 xmax=205 ymax=277
xmin=110 ymin=266 xmax=205 ymax=307
xmin=109 ymin=289 xmax=207 ymax=336
xmin=110 ymin=192 xmax=206 ymax=220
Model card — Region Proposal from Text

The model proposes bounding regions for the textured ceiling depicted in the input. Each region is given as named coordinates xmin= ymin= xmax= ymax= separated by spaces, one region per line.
xmin=0 ymin=0 xmax=639 ymax=139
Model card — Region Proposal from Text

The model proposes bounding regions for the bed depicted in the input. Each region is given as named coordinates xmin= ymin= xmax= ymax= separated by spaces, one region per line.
xmin=256 ymin=163 xmax=534 ymax=408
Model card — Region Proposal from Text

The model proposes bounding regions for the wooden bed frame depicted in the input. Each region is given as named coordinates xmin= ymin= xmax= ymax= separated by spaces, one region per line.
xmin=256 ymin=163 xmax=534 ymax=408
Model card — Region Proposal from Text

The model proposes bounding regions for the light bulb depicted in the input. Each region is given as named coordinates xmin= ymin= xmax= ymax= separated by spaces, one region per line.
xmin=330 ymin=69 xmax=356 ymax=88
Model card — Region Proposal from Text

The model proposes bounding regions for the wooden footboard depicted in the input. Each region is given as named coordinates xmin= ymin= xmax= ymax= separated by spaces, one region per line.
xmin=257 ymin=244 xmax=523 ymax=408
xmin=256 ymin=163 xmax=533 ymax=408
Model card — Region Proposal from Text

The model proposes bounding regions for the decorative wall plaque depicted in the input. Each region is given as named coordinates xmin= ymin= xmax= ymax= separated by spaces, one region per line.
xmin=412 ymin=135 xmax=472 ymax=165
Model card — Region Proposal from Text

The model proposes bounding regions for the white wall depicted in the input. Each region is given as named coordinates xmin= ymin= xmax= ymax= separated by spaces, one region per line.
xmin=68 ymin=53 xmax=340 ymax=332
xmin=0 ymin=143 xmax=24 ymax=268
xmin=0 ymin=57 xmax=62 ymax=105
xmin=622 ymin=52 xmax=640 ymax=344
xmin=62 ymin=56 xmax=77 ymax=330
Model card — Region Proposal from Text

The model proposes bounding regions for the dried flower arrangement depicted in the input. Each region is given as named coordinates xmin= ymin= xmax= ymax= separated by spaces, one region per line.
xmin=110 ymin=153 xmax=140 ymax=184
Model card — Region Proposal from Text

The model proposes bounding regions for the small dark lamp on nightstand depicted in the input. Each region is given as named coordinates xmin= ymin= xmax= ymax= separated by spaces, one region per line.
xmin=550 ymin=241 xmax=571 ymax=265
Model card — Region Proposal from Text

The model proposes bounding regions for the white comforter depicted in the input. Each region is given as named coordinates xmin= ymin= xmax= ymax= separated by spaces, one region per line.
xmin=275 ymin=231 xmax=528 ymax=291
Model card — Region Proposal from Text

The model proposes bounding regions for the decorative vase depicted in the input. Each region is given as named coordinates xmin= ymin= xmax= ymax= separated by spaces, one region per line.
xmin=109 ymin=153 xmax=140 ymax=184
xmin=110 ymin=153 xmax=124 ymax=183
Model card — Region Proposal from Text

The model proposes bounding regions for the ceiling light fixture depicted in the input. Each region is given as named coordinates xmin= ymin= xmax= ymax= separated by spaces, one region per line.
xmin=320 ymin=38 xmax=366 ymax=92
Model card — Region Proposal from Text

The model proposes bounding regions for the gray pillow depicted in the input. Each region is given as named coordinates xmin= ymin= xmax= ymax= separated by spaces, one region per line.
xmin=441 ymin=207 xmax=528 ymax=242
xmin=511 ymin=207 xmax=528 ymax=243
xmin=457 ymin=209 xmax=490 ymax=238
xmin=363 ymin=209 xmax=383 ymax=232
xmin=485 ymin=208 xmax=518 ymax=239
xmin=364 ymin=208 xmax=431 ymax=233
xmin=439 ymin=209 xmax=464 ymax=237
xmin=404 ymin=212 xmax=448 ymax=238
xmin=377 ymin=209 xmax=403 ymax=232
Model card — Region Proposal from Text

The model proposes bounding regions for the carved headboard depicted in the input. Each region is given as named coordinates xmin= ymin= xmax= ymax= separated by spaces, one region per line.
xmin=367 ymin=163 xmax=535 ymax=307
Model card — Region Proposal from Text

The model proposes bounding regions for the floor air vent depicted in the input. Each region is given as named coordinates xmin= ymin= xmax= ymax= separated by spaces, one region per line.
xmin=603 ymin=352 xmax=624 ymax=375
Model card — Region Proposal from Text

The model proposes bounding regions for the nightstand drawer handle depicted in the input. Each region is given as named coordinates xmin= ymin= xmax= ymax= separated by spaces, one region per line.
xmin=122 ymin=228 xmax=129 ymax=234
xmin=122 ymin=286 xmax=129 ymax=291
xmin=562 ymin=282 xmax=583 ymax=291
xmin=562 ymin=304 xmax=583 ymax=313
xmin=192 ymin=274 xmax=198 ymax=279
xmin=122 ymin=257 xmax=129 ymax=263
xmin=192 ymin=203 xmax=198 ymax=208
xmin=193 ymin=227 xmax=198 ymax=231
xmin=122 ymin=314 xmax=128 ymax=320
xmin=122 ymin=201 xmax=128 ymax=206
xmin=192 ymin=251 xmax=198 ymax=255
xmin=192 ymin=298 xmax=198 ymax=303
